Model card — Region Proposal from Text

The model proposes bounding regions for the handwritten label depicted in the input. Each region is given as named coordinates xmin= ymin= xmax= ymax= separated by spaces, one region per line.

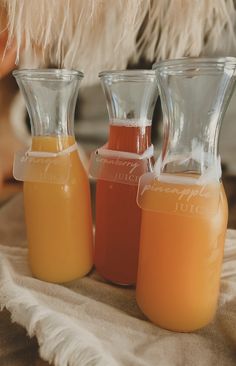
xmin=95 ymin=156 xmax=140 ymax=174
xmin=13 ymin=151 xmax=70 ymax=184
xmin=141 ymin=183 xmax=211 ymax=201
xmin=89 ymin=152 xmax=150 ymax=186
xmin=20 ymin=155 xmax=63 ymax=167
xmin=137 ymin=172 xmax=220 ymax=217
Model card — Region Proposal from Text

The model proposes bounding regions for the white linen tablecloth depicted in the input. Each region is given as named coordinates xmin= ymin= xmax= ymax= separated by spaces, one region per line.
xmin=0 ymin=194 xmax=236 ymax=366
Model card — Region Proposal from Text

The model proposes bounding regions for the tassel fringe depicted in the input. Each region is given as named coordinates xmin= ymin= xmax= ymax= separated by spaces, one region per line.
xmin=0 ymin=246 xmax=118 ymax=366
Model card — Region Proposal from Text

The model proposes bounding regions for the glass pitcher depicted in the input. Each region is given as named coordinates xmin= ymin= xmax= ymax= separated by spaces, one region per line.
xmin=137 ymin=58 xmax=236 ymax=331
xmin=89 ymin=70 xmax=158 ymax=285
xmin=13 ymin=69 xmax=93 ymax=283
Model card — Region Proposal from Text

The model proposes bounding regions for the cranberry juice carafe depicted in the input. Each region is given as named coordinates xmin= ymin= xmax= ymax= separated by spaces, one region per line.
xmin=90 ymin=70 xmax=158 ymax=285
xmin=136 ymin=58 xmax=236 ymax=331
xmin=13 ymin=69 xmax=93 ymax=283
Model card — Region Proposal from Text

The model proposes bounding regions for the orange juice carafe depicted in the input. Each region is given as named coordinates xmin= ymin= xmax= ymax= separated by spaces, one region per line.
xmin=13 ymin=69 xmax=93 ymax=283
xmin=89 ymin=70 xmax=158 ymax=285
xmin=136 ymin=58 xmax=236 ymax=332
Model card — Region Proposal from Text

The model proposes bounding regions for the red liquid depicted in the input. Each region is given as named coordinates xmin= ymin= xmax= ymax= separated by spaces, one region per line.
xmin=95 ymin=124 xmax=152 ymax=285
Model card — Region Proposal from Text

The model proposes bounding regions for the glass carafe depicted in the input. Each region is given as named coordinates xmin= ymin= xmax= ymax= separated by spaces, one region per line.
xmin=136 ymin=58 xmax=236 ymax=331
xmin=13 ymin=69 xmax=93 ymax=283
xmin=90 ymin=70 xmax=158 ymax=285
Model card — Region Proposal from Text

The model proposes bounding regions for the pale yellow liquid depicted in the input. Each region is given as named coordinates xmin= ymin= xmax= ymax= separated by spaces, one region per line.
xmin=136 ymin=180 xmax=228 ymax=332
xmin=24 ymin=136 xmax=93 ymax=283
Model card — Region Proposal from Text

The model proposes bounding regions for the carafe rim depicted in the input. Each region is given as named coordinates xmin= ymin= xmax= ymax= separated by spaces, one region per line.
xmin=12 ymin=68 xmax=84 ymax=80
xmin=99 ymin=69 xmax=156 ymax=80
xmin=153 ymin=57 xmax=236 ymax=72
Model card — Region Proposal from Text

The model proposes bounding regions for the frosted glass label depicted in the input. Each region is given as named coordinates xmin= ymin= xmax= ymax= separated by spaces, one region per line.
xmin=89 ymin=146 xmax=153 ymax=186
xmin=137 ymin=172 xmax=221 ymax=217
xmin=13 ymin=146 xmax=78 ymax=184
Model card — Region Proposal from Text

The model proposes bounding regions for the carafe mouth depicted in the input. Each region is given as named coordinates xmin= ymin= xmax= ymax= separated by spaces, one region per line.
xmin=13 ymin=68 xmax=84 ymax=81
xmin=153 ymin=57 xmax=236 ymax=75
xmin=99 ymin=69 xmax=156 ymax=81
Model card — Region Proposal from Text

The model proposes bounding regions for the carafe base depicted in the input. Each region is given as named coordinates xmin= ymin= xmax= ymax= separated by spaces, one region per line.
xmin=30 ymin=264 xmax=94 ymax=284
xmin=95 ymin=267 xmax=136 ymax=287
xmin=137 ymin=297 xmax=216 ymax=333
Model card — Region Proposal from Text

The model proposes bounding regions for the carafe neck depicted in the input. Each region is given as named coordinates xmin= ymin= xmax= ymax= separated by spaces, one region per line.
xmin=107 ymin=123 xmax=152 ymax=154
xmin=154 ymin=58 xmax=236 ymax=181
xmin=100 ymin=70 xmax=158 ymax=154
xmin=13 ymin=69 xmax=83 ymax=144
xmin=31 ymin=135 xmax=76 ymax=152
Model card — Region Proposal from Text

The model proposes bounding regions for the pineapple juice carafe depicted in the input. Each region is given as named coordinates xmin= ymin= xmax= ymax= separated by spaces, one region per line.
xmin=13 ymin=69 xmax=93 ymax=283
xmin=137 ymin=58 xmax=236 ymax=331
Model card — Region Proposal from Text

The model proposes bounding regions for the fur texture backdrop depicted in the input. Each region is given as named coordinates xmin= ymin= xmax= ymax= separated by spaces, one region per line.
xmin=1 ymin=0 xmax=236 ymax=83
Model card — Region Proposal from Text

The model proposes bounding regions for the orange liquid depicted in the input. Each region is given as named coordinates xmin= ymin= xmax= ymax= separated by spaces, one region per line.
xmin=24 ymin=135 xmax=93 ymax=283
xmin=136 ymin=179 xmax=228 ymax=331
xmin=95 ymin=124 xmax=151 ymax=285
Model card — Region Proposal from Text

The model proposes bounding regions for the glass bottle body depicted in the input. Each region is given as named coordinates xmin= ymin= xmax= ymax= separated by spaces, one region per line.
xmin=136 ymin=58 xmax=236 ymax=331
xmin=14 ymin=70 xmax=93 ymax=283
xmin=95 ymin=124 xmax=152 ymax=285
xmin=137 ymin=182 xmax=228 ymax=331
xmin=94 ymin=70 xmax=158 ymax=285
